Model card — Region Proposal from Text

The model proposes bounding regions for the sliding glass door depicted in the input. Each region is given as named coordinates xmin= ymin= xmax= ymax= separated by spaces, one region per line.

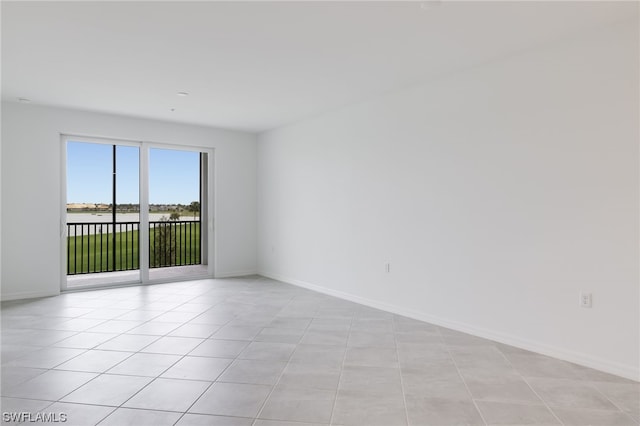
xmin=65 ymin=141 xmax=141 ymax=287
xmin=148 ymin=147 xmax=208 ymax=281
xmin=62 ymin=136 xmax=212 ymax=290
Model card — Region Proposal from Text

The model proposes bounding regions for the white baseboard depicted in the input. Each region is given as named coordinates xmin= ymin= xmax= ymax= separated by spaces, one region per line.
xmin=215 ymin=270 xmax=259 ymax=279
xmin=260 ymin=271 xmax=639 ymax=382
xmin=1 ymin=289 xmax=60 ymax=302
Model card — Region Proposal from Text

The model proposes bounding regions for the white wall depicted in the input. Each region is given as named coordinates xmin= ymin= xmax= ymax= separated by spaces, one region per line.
xmin=258 ymin=21 xmax=639 ymax=380
xmin=1 ymin=103 xmax=258 ymax=300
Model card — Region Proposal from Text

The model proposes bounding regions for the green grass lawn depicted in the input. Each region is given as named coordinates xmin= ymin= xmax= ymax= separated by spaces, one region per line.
xmin=67 ymin=223 xmax=201 ymax=274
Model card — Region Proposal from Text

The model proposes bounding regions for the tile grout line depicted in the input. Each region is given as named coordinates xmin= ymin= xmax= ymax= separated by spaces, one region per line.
xmin=327 ymin=312 xmax=354 ymax=426
xmin=442 ymin=338 xmax=489 ymax=426
xmin=497 ymin=349 xmax=566 ymax=426
xmin=171 ymin=363 xmax=234 ymax=425
xmin=47 ymin=371 xmax=118 ymax=425
xmin=252 ymin=296 xmax=320 ymax=425
xmin=393 ymin=316 xmax=411 ymax=426
xmin=589 ymin=380 xmax=638 ymax=419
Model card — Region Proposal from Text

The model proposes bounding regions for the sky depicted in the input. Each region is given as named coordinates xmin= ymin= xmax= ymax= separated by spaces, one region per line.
xmin=67 ymin=141 xmax=201 ymax=204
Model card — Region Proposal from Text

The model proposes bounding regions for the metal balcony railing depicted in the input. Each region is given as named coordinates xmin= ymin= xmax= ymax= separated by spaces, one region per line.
xmin=149 ymin=220 xmax=201 ymax=269
xmin=66 ymin=220 xmax=201 ymax=275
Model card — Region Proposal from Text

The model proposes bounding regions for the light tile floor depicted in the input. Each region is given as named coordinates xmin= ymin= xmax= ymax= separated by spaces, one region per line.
xmin=1 ymin=276 xmax=638 ymax=426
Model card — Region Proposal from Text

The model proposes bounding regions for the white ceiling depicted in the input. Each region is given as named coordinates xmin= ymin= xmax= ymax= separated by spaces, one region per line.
xmin=2 ymin=1 xmax=636 ymax=133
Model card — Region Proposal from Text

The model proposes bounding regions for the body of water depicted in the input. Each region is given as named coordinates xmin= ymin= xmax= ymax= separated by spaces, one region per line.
xmin=66 ymin=213 xmax=199 ymax=236
xmin=67 ymin=212 xmax=199 ymax=223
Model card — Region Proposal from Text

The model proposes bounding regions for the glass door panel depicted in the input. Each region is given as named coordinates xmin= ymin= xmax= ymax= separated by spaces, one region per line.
xmin=148 ymin=147 xmax=207 ymax=281
xmin=65 ymin=141 xmax=140 ymax=288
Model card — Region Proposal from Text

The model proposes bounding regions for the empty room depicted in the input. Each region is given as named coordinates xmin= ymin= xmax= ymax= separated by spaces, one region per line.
xmin=1 ymin=1 xmax=638 ymax=425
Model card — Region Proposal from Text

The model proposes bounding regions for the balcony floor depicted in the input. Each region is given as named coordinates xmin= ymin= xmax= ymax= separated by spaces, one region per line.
xmin=66 ymin=264 xmax=209 ymax=289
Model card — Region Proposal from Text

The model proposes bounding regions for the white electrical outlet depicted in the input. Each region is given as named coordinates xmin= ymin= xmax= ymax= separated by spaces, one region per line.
xmin=385 ymin=262 xmax=390 ymax=273
xmin=580 ymin=292 xmax=592 ymax=308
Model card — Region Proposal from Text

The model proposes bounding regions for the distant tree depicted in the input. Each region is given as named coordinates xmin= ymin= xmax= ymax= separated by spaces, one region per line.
xmin=169 ymin=212 xmax=180 ymax=221
xmin=188 ymin=201 xmax=200 ymax=219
